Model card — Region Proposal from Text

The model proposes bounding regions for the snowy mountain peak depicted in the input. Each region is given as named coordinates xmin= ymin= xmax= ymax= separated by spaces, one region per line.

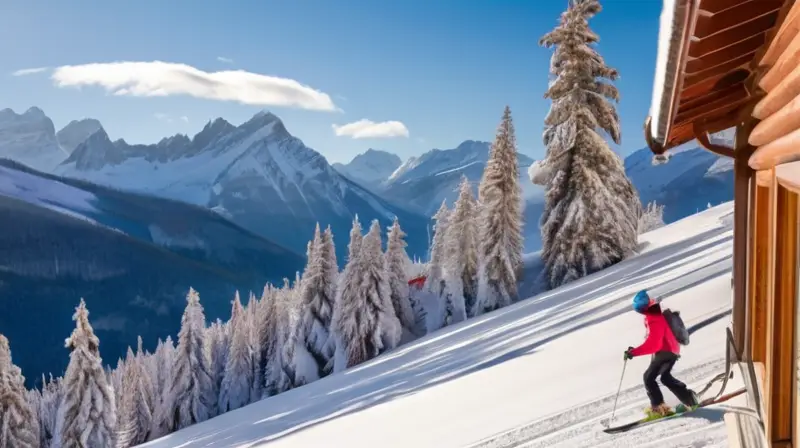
xmin=57 ymin=118 xmax=104 ymax=153
xmin=0 ymin=106 xmax=65 ymax=171
xmin=63 ymin=128 xmax=127 ymax=171
xmin=333 ymin=148 xmax=403 ymax=187
xmin=23 ymin=106 xmax=46 ymax=119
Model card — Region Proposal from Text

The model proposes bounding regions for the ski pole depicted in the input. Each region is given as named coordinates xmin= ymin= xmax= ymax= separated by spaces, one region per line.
xmin=608 ymin=358 xmax=627 ymax=426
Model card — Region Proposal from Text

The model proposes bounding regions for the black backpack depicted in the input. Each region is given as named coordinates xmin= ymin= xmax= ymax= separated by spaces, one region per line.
xmin=664 ymin=309 xmax=690 ymax=345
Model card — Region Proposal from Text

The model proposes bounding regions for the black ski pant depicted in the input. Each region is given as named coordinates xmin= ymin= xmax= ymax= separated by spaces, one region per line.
xmin=643 ymin=351 xmax=696 ymax=407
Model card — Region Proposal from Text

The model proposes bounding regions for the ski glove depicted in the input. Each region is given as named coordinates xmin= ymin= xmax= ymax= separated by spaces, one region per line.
xmin=624 ymin=347 xmax=634 ymax=360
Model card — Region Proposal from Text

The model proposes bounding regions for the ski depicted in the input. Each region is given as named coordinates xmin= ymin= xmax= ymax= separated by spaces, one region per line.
xmin=602 ymin=388 xmax=745 ymax=434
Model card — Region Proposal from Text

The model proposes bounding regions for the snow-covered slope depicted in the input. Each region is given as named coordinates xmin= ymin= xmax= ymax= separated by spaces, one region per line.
xmin=143 ymin=203 xmax=736 ymax=448
xmin=42 ymin=110 xmax=430 ymax=262
xmin=332 ymin=148 xmax=402 ymax=188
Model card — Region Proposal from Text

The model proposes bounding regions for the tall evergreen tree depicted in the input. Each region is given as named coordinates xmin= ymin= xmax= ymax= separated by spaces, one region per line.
xmin=295 ymin=224 xmax=337 ymax=381
xmin=330 ymin=219 xmax=384 ymax=372
xmin=55 ymin=299 xmax=116 ymax=448
xmin=363 ymin=220 xmax=402 ymax=353
xmin=385 ymin=218 xmax=417 ymax=335
xmin=427 ymin=200 xmax=451 ymax=299
xmin=0 ymin=334 xmax=40 ymax=448
xmin=257 ymin=285 xmax=279 ymax=398
xmin=444 ymin=176 xmax=479 ymax=321
xmin=116 ymin=340 xmax=154 ymax=447
xmin=246 ymin=292 xmax=263 ymax=401
xmin=153 ymin=288 xmax=216 ymax=436
xmin=205 ymin=320 xmax=228 ymax=401
xmin=36 ymin=375 xmax=62 ymax=448
xmin=218 ymin=292 xmax=255 ymax=413
xmin=474 ymin=106 xmax=524 ymax=316
xmin=264 ymin=280 xmax=299 ymax=395
xmin=536 ymin=0 xmax=639 ymax=288
xmin=347 ymin=215 xmax=363 ymax=265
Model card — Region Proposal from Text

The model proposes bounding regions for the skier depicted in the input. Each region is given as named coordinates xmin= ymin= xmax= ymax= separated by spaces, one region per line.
xmin=624 ymin=290 xmax=700 ymax=419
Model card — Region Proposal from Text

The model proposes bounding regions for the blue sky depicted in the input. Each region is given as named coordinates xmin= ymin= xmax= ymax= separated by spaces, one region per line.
xmin=1 ymin=0 xmax=664 ymax=164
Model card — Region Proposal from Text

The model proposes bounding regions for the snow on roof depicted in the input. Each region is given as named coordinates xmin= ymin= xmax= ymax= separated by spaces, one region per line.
xmin=649 ymin=0 xmax=690 ymax=144
xmin=142 ymin=203 xmax=737 ymax=448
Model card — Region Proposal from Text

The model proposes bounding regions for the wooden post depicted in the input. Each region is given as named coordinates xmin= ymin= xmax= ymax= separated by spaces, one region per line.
xmin=749 ymin=179 xmax=772 ymax=364
xmin=768 ymin=185 xmax=797 ymax=445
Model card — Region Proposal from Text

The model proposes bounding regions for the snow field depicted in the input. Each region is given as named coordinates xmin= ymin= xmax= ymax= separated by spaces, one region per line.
xmin=143 ymin=203 xmax=736 ymax=448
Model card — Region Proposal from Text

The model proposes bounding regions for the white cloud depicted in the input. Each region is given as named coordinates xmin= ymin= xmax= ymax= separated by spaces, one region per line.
xmin=154 ymin=112 xmax=189 ymax=124
xmin=12 ymin=67 xmax=50 ymax=76
xmin=51 ymin=61 xmax=338 ymax=111
xmin=332 ymin=119 xmax=409 ymax=139
xmin=217 ymin=56 xmax=234 ymax=64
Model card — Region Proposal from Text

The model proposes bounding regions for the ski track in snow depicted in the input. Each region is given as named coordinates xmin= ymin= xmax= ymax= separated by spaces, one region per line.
xmin=470 ymin=359 xmax=728 ymax=448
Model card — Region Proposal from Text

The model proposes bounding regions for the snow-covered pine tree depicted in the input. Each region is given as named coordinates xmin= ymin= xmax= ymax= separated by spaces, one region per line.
xmin=536 ymin=0 xmax=639 ymax=288
xmin=385 ymin=218 xmax=417 ymax=337
xmin=26 ymin=388 xmax=43 ymax=445
xmin=152 ymin=288 xmax=216 ymax=436
xmin=425 ymin=200 xmax=452 ymax=330
xmin=149 ymin=335 xmax=174 ymax=422
xmin=111 ymin=356 xmax=126 ymax=418
xmin=246 ymin=292 xmax=263 ymax=401
xmin=218 ymin=292 xmax=255 ymax=413
xmin=444 ymin=176 xmax=480 ymax=321
xmin=362 ymin=220 xmax=402 ymax=353
xmin=427 ymin=200 xmax=450 ymax=300
xmin=294 ymin=224 xmax=337 ymax=382
xmin=0 ymin=334 xmax=40 ymax=448
xmin=36 ymin=375 xmax=62 ymax=448
xmin=55 ymin=299 xmax=116 ymax=448
xmin=205 ymin=320 xmax=227 ymax=400
xmin=264 ymin=280 xmax=298 ymax=395
xmin=348 ymin=215 xmax=363 ymax=262
xmin=116 ymin=340 xmax=155 ymax=447
xmin=330 ymin=219 xmax=384 ymax=372
xmin=474 ymin=106 xmax=524 ymax=316
xmin=638 ymin=200 xmax=665 ymax=234
xmin=258 ymin=284 xmax=280 ymax=397
xmin=320 ymin=225 xmax=339 ymax=361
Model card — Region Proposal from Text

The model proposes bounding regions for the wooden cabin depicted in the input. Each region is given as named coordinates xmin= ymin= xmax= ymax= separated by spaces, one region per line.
xmin=644 ymin=0 xmax=800 ymax=446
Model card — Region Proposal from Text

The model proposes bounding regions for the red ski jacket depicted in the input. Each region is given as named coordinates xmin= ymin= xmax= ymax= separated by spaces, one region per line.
xmin=629 ymin=312 xmax=680 ymax=357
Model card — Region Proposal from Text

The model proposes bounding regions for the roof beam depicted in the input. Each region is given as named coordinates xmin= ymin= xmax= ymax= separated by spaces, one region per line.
xmin=689 ymin=14 xmax=777 ymax=58
xmin=686 ymin=33 xmax=768 ymax=73
xmin=680 ymin=68 xmax=749 ymax=102
xmin=683 ymin=53 xmax=754 ymax=88
xmin=694 ymin=1 xmax=782 ymax=40
xmin=675 ymin=89 xmax=751 ymax=125
xmin=698 ymin=0 xmax=756 ymax=15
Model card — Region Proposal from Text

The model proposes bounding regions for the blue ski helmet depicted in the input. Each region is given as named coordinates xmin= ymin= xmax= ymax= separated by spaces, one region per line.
xmin=632 ymin=290 xmax=654 ymax=313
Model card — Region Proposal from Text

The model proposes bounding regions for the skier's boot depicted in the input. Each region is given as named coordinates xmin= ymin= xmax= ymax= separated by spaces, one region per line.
xmin=675 ymin=391 xmax=701 ymax=413
xmin=644 ymin=404 xmax=674 ymax=421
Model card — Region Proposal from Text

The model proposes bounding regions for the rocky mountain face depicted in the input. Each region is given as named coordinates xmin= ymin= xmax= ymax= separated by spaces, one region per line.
xmin=0 ymin=109 xmax=431 ymax=262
